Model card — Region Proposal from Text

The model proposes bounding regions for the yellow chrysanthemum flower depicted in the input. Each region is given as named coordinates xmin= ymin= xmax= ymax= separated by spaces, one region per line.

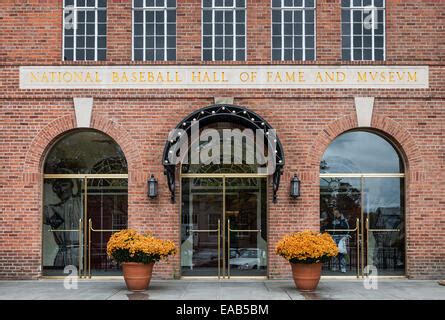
xmin=275 ymin=230 xmax=338 ymax=263
xmin=107 ymin=229 xmax=177 ymax=263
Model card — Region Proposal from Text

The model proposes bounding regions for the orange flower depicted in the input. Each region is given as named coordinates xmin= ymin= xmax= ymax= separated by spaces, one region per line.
xmin=107 ymin=229 xmax=177 ymax=262
xmin=275 ymin=230 xmax=338 ymax=263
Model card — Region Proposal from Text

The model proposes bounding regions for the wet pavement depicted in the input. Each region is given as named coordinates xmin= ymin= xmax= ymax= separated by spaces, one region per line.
xmin=0 ymin=279 xmax=443 ymax=300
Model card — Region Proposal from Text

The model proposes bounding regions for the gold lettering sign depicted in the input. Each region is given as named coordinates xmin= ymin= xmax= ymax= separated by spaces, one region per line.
xmin=20 ymin=66 xmax=429 ymax=89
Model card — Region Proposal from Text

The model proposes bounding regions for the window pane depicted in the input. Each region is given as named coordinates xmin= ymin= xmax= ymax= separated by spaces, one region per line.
xmin=342 ymin=49 xmax=351 ymax=60
xmin=363 ymin=48 xmax=373 ymax=60
xmin=235 ymin=49 xmax=245 ymax=61
xmin=203 ymin=49 xmax=212 ymax=61
xmin=294 ymin=49 xmax=303 ymax=60
xmin=167 ymin=49 xmax=176 ymax=60
xmin=321 ymin=131 xmax=403 ymax=174
xmin=272 ymin=49 xmax=281 ymax=60
xmin=64 ymin=49 xmax=74 ymax=60
xmin=156 ymin=50 xmax=164 ymax=60
xmin=305 ymin=49 xmax=314 ymax=60
xmin=375 ymin=49 xmax=384 ymax=61
xmin=272 ymin=36 xmax=281 ymax=49
xmin=65 ymin=36 xmax=74 ymax=48
xmin=215 ymin=49 xmax=223 ymax=60
xmin=134 ymin=36 xmax=143 ymax=48
xmin=224 ymin=50 xmax=233 ymax=60
xmin=85 ymin=49 xmax=95 ymax=60
xmin=272 ymin=10 xmax=281 ymax=23
xmin=134 ymin=49 xmax=143 ymax=60
xmin=146 ymin=49 xmax=155 ymax=60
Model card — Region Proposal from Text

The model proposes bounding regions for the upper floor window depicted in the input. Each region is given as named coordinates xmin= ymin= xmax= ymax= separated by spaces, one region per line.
xmin=63 ymin=0 xmax=107 ymax=61
xmin=133 ymin=0 xmax=176 ymax=61
xmin=341 ymin=0 xmax=385 ymax=61
xmin=202 ymin=0 xmax=246 ymax=61
xmin=271 ymin=0 xmax=316 ymax=61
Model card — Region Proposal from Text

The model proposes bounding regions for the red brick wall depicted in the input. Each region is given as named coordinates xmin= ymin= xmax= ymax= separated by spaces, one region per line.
xmin=0 ymin=0 xmax=444 ymax=280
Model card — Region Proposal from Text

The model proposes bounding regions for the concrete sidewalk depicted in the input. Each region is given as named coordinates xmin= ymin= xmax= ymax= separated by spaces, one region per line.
xmin=0 ymin=279 xmax=443 ymax=300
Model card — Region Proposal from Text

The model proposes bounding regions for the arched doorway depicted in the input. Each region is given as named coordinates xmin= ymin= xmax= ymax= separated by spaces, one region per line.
xmin=42 ymin=130 xmax=128 ymax=277
xmin=163 ymin=105 xmax=285 ymax=278
xmin=320 ymin=130 xmax=405 ymax=277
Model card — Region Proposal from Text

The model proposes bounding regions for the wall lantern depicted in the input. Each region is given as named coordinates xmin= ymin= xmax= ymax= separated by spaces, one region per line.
xmin=148 ymin=175 xmax=158 ymax=199
xmin=290 ymin=174 xmax=301 ymax=199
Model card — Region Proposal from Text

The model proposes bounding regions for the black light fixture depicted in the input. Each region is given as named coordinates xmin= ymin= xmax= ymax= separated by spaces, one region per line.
xmin=148 ymin=175 xmax=158 ymax=199
xmin=290 ymin=174 xmax=300 ymax=199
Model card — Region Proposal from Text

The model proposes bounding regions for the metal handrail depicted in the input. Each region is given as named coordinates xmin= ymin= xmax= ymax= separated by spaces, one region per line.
xmin=229 ymin=229 xmax=261 ymax=233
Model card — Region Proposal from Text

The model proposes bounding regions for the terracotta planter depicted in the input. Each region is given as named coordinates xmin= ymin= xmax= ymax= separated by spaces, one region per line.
xmin=290 ymin=262 xmax=322 ymax=292
xmin=122 ymin=262 xmax=155 ymax=291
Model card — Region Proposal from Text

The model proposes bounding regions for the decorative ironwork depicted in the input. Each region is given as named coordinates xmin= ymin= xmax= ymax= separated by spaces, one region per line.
xmin=162 ymin=104 xmax=285 ymax=203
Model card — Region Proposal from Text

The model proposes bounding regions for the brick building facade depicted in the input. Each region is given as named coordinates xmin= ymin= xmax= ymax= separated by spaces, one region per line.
xmin=0 ymin=0 xmax=444 ymax=280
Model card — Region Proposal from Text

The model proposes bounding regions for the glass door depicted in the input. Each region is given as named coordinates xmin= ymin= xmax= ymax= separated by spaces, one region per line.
xmin=320 ymin=177 xmax=361 ymax=276
xmin=43 ymin=178 xmax=84 ymax=276
xmin=181 ymin=177 xmax=223 ymax=277
xmin=320 ymin=176 xmax=405 ymax=277
xmin=226 ymin=178 xmax=267 ymax=277
xmin=180 ymin=176 xmax=267 ymax=278
xmin=43 ymin=176 xmax=128 ymax=277
xmin=87 ymin=178 xmax=128 ymax=276
xmin=364 ymin=177 xmax=405 ymax=276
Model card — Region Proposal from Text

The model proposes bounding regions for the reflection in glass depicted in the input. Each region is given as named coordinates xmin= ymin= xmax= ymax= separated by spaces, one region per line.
xmin=88 ymin=178 xmax=128 ymax=276
xmin=320 ymin=178 xmax=360 ymax=276
xmin=364 ymin=178 xmax=405 ymax=275
xmin=320 ymin=131 xmax=403 ymax=174
xmin=43 ymin=130 xmax=128 ymax=276
xmin=44 ymin=130 xmax=127 ymax=174
xmin=226 ymin=178 xmax=267 ymax=276
xmin=43 ymin=178 xmax=83 ymax=275
xmin=181 ymin=178 xmax=223 ymax=276
xmin=320 ymin=130 xmax=405 ymax=277
xmin=180 ymin=177 xmax=267 ymax=277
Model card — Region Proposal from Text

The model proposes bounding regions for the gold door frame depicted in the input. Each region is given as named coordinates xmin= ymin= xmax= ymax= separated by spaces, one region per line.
xmin=180 ymin=171 xmax=269 ymax=279
xmin=320 ymin=173 xmax=405 ymax=278
xmin=42 ymin=173 xmax=128 ymax=279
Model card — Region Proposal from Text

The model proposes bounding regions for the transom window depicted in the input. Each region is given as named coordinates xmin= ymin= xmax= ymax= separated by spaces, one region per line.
xmin=341 ymin=0 xmax=385 ymax=61
xmin=133 ymin=0 xmax=176 ymax=61
xmin=271 ymin=0 xmax=316 ymax=61
xmin=202 ymin=0 xmax=246 ymax=61
xmin=63 ymin=0 xmax=107 ymax=61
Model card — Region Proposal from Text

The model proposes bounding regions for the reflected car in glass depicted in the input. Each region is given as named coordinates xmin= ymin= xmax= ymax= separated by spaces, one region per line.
xmin=229 ymin=248 xmax=267 ymax=270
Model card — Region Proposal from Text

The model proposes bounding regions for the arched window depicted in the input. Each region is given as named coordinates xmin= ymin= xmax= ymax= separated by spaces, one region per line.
xmin=320 ymin=130 xmax=405 ymax=277
xmin=42 ymin=130 xmax=128 ymax=277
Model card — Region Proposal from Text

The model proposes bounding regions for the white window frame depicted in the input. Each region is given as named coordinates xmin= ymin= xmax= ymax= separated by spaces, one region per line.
xmin=271 ymin=0 xmax=317 ymax=61
xmin=62 ymin=0 xmax=106 ymax=61
xmin=341 ymin=0 xmax=386 ymax=61
xmin=201 ymin=0 xmax=247 ymax=62
xmin=132 ymin=0 xmax=176 ymax=61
